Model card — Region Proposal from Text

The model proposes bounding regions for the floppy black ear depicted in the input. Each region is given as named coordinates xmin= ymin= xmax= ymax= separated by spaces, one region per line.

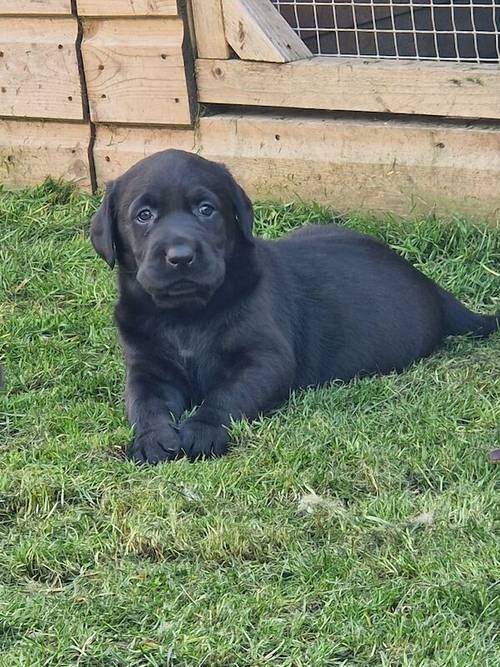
xmin=90 ymin=182 xmax=116 ymax=268
xmin=224 ymin=169 xmax=254 ymax=245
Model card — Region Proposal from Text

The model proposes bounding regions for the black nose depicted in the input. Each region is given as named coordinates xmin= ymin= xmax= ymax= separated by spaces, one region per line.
xmin=166 ymin=244 xmax=195 ymax=267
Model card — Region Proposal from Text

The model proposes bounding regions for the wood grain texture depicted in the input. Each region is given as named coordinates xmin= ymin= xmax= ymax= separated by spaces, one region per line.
xmin=93 ymin=124 xmax=195 ymax=184
xmin=0 ymin=17 xmax=83 ymax=120
xmin=197 ymin=57 xmax=500 ymax=119
xmin=6 ymin=111 xmax=500 ymax=223
xmin=91 ymin=113 xmax=500 ymax=222
xmin=76 ymin=0 xmax=178 ymax=17
xmin=0 ymin=0 xmax=71 ymax=14
xmin=221 ymin=0 xmax=311 ymax=62
xmin=196 ymin=113 xmax=500 ymax=223
xmin=0 ymin=120 xmax=91 ymax=190
xmin=81 ymin=18 xmax=192 ymax=125
xmin=191 ymin=0 xmax=229 ymax=59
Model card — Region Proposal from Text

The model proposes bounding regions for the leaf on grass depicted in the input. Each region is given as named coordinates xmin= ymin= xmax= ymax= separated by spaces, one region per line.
xmin=297 ymin=491 xmax=345 ymax=516
xmin=408 ymin=511 xmax=434 ymax=529
xmin=179 ymin=484 xmax=201 ymax=503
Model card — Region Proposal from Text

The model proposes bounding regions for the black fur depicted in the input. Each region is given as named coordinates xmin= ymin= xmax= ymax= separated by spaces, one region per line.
xmin=90 ymin=149 xmax=499 ymax=463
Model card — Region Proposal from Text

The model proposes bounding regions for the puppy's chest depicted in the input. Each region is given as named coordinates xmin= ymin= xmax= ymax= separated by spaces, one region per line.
xmin=162 ymin=325 xmax=224 ymax=391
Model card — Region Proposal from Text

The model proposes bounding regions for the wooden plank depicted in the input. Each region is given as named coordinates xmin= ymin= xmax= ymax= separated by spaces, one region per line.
xmin=76 ymin=0 xmax=178 ymax=17
xmin=0 ymin=120 xmax=91 ymax=190
xmin=196 ymin=57 xmax=500 ymax=120
xmin=190 ymin=0 xmax=229 ymax=59
xmin=93 ymin=124 xmax=195 ymax=184
xmin=196 ymin=113 xmax=500 ymax=223
xmin=0 ymin=0 xmax=71 ymax=14
xmin=81 ymin=18 xmax=192 ymax=125
xmin=0 ymin=18 xmax=83 ymax=120
xmin=221 ymin=0 xmax=311 ymax=62
xmin=5 ymin=112 xmax=499 ymax=223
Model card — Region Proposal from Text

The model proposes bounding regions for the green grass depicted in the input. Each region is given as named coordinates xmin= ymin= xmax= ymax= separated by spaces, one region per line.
xmin=1 ymin=180 xmax=499 ymax=666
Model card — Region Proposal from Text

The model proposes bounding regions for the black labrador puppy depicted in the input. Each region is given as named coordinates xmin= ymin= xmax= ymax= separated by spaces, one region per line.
xmin=90 ymin=149 xmax=498 ymax=463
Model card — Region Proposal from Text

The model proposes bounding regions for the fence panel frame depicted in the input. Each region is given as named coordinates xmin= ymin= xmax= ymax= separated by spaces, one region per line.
xmin=196 ymin=56 xmax=500 ymax=120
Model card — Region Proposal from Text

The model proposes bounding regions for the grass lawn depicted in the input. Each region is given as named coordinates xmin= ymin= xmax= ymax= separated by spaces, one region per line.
xmin=0 ymin=180 xmax=499 ymax=666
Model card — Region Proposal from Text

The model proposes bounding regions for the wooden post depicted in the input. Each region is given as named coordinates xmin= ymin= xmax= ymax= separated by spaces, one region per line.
xmin=190 ymin=0 xmax=229 ymax=59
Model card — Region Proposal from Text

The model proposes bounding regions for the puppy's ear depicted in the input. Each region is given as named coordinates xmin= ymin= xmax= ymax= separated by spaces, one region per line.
xmin=90 ymin=182 xmax=116 ymax=268
xmin=224 ymin=168 xmax=254 ymax=245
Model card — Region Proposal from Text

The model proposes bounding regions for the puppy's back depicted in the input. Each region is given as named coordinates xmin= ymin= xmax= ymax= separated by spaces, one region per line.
xmin=265 ymin=224 xmax=446 ymax=382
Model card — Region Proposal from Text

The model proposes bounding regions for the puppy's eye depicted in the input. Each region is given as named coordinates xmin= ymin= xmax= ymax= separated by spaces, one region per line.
xmin=136 ymin=208 xmax=153 ymax=223
xmin=198 ymin=203 xmax=215 ymax=217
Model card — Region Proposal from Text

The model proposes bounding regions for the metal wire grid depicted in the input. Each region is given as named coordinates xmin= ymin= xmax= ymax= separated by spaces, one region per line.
xmin=270 ymin=0 xmax=500 ymax=62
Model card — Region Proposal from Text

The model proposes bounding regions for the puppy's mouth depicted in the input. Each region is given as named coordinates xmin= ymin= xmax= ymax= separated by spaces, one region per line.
xmin=166 ymin=280 xmax=199 ymax=297
xmin=148 ymin=280 xmax=209 ymax=308
xmin=137 ymin=265 xmax=226 ymax=310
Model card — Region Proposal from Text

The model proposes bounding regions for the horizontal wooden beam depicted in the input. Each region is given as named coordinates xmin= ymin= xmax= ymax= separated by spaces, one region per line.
xmin=76 ymin=0 xmax=178 ymax=16
xmin=195 ymin=113 xmax=500 ymax=223
xmin=197 ymin=57 xmax=500 ymax=120
xmin=0 ymin=0 xmax=71 ymax=14
xmin=0 ymin=17 xmax=84 ymax=120
xmin=91 ymin=112 xmax=500 ymax=223
xmin=0 ymin=120 xmax=92 ymax=190
xmin=93 ymin=124 xmax=195 ymax=183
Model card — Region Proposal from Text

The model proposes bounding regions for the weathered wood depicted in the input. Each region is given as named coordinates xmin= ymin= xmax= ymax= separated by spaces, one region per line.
xmin=76 ymin=0 xmax=178 ymax=17
xmin=5 ymin=112 xmax=500 ymax=223
xmin=196 ymin=57 xmax=500 ymax=120
xmin=196 ymin=113 xmax=500 ymax=223
xmin=0 ymin=0 xmax=71 ymax=14
xmin=91 ymin=114 xmax=500 ymax=222
xmin=0 ymin=120 xmax=91 ymax=190
xmin=0 ymin=18 xmax=83 ymax=120
xmin=221 ymin=0 xmax=311 ymax=62
xmin=93 ymin=124 xmax=195 ymax=184
xmin=190 ymin=0 xmax=229 ymax=59
xmin=81 ymin=18 xmax=192 ymax=125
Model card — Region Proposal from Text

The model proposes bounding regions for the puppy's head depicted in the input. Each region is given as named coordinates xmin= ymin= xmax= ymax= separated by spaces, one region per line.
xmin=90 ymin=149 xmax=254 ymax=309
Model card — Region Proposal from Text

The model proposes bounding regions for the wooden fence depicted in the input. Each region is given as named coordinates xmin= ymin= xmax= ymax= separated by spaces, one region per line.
xmin=1 ymin=0 xmax=499 ymax=222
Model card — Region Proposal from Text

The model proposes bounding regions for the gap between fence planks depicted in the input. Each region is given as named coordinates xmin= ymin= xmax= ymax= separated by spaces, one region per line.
xmin=197 ymin=57 xmax=500 ymax=120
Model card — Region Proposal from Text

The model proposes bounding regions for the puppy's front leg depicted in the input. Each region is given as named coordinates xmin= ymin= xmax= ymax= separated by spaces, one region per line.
xmin=126 ymin=365 xmax=188 ymax=464
xmin=179 ymin=349 xmax=295 ymax=459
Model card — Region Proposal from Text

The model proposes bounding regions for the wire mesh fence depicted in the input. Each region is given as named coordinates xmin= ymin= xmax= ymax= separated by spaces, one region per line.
xmin=270 ymin=0 xmax=500 ymax=62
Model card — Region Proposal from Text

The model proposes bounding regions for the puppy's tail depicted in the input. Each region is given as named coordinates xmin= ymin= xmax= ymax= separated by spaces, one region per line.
xmin=439 ymin=288 xmax=499 ymax=339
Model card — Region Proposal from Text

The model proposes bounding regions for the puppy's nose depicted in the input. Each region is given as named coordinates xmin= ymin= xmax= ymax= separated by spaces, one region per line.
xmin=166 ymin=244 xmax=195 ymax=267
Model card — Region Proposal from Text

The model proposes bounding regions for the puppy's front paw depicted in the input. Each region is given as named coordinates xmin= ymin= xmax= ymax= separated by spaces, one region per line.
xmin=128 ymin=426 xmax=182 ymax=465
xmin=179 ymin=420 xmax=230 ymax=460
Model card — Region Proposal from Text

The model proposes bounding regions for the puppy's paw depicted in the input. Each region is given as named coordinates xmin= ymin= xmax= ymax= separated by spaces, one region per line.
xmin=179 ymin=420 xmax=230 ymax=460
xmin=128 ymin=426 xmax=182 ymax=465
